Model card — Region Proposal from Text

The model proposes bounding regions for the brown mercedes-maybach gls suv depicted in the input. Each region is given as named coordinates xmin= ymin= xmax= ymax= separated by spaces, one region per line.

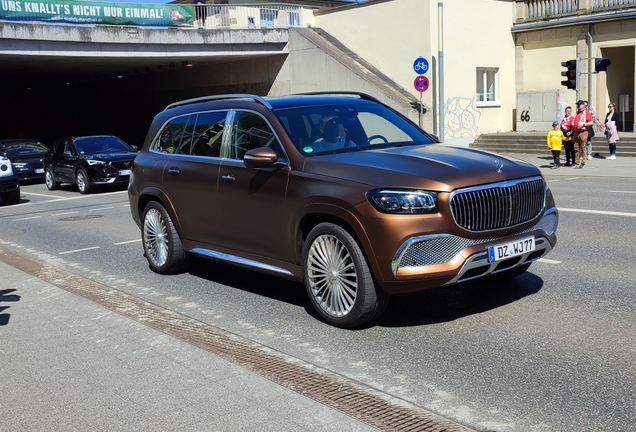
xmin=128 ymin=93 xmax=558 ymax=328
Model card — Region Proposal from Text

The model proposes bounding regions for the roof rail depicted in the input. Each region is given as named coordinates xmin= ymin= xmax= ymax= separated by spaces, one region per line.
xmin=288 ymin=91 xmax=382 ymax=104
xmin=165 ymin=94 xmax=272 ymax=110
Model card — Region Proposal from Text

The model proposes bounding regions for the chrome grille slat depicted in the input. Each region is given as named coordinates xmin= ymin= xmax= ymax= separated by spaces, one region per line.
xmin=449 ymin=177 xmax=545 ymax=232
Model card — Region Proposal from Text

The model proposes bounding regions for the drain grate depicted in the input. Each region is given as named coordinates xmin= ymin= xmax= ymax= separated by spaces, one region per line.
xmin=0 ymin=248 xmax=476 ymax=432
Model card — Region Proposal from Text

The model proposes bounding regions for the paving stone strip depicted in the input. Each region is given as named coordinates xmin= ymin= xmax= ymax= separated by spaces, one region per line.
xmin=0 ymin=248 xmax=476 ymax=432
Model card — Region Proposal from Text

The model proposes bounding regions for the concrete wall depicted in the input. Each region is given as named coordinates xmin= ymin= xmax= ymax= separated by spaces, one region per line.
xmin=271 ymin=28 xmax=421 ymax=126
xmin=313 ymin=0 xmax=517 ymax=145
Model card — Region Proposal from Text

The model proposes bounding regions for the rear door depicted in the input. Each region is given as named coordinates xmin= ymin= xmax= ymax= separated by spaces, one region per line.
xmin=50 ymin=139 xmax=77 ymax=182
xmin=158 ymin=111 xmax=226 ymax=243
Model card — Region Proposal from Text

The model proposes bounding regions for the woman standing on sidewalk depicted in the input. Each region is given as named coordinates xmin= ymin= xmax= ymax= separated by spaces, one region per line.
xmin=560 ymin=106 xmax=575 ymax=166
xmin=604 ymin=102 xmax=619 ymax=159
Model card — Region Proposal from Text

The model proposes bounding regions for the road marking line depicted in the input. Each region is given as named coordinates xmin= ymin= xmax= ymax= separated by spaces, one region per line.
xmin=59 ymin=246 xmax=101 ymax=255
xmin=21 ymin=191 xmax=66 ymax=199
xmin=538 ymin=258 xmax=561 ymax=264
xmin=558 ymin=207 xmax=636 ymax=217
xmin=609 ymin=190 xmax=636 ymax=194
xmin=51 ymin=211 xmax=79 ymax=216
xmin=88 ymin=207 xmax=114 ymax=212
xmin=12 ymin=216 xmax=41 ymax=221
xmin=11 ymin=190 xmax=127 ymax=206
xmin=114 ymin=239 xmax=141 ymax=245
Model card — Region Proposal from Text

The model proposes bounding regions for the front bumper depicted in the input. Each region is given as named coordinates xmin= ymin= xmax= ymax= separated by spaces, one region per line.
xmin=379 ymin=206 xmax=558 ymax=293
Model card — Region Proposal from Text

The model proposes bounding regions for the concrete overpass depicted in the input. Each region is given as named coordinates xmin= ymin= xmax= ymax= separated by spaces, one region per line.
xmin=0 ymin=11 xmax=420 ymax=147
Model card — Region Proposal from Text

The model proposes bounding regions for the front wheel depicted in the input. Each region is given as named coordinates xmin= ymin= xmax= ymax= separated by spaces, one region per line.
xmin=76 ymin=168 xmax=91 ymax=194
xmin=303 ymin=223 xmax=389 ymax=328
xmin=142 ymin=201 xmax=188 ymax=274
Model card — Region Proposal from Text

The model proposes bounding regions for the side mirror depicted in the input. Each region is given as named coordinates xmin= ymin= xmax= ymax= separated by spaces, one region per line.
xmin=131 ymin=145 xmax=139 ymax=152
xmin=243 ymin=147 xmax=284 ymax=169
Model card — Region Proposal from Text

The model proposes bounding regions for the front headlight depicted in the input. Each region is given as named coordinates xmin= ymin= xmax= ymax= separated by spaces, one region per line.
xmin=367 ymin=189 xmax=438 ymax=214
xmin=0 ymin=161 xmax=14 ymax=177
xmin=86 ymin=159 xmax=106 ymax=165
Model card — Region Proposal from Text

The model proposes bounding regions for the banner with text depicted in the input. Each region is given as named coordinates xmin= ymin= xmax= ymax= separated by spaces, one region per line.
xmin=0 ymin=0 xmax=194 ymax=27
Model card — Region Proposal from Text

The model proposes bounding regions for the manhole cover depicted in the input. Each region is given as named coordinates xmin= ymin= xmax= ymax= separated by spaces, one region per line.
xmin=58 ymin=215 xmax=103 ymax=221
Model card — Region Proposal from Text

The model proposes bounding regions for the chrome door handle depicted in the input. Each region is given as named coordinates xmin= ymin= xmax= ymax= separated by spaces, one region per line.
xmin=221 ymin=174 xmax=235 ymax=182
xmin=167 ymin=167 xmax=180 ymax=175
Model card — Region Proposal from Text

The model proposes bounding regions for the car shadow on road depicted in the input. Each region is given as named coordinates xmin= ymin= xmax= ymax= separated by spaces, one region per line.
xmin=188 ymin=256 xmax=544 ymax=329
xmin=187 ymin=256 xmax=308 ymax=307
xmin=0 ymin=288 xmax=21 ymax=326
xmin=376 ymin=272 xmax=544 ymax=328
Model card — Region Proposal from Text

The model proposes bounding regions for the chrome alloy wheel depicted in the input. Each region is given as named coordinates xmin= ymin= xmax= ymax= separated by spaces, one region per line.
xmin=306 ymin=234 xmax=358 ymax=318
xmin=143 ymin=207 xmax=169 ymax=267
xmin=45 ymin=170 xmax=54 ymax=189
xmin=77 ymin=170 xmax=88 ymax=193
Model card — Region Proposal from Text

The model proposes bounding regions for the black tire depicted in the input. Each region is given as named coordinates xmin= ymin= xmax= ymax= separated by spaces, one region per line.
xmin=302 ymin=222 xmax=388 ymax=328
xmin=45 ymin=168 xmax=60 ymax=190
xmin=0 ymin=187 xmax=20 ymax=205
xmin=141 ymin=201 xmax=188 ymax=274
xmin=76 ymin=168 xmax=91 ymax=194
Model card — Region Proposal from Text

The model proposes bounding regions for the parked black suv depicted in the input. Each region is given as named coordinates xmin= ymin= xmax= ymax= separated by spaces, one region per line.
xmin=45 ymin=135 xmax=137 ymax=194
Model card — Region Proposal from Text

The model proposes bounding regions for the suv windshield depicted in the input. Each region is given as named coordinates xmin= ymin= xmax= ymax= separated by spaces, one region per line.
xmin=273 ymin=101 xmax=434 ymax=156
xmin=75 ymin=136 xmax=131 ymax=155
xmin=1 ymin=142 xmax=49 ymax=156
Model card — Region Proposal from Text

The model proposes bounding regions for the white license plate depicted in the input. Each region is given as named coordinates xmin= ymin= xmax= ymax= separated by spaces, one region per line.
xmin=118 ymin=169 xmax=132 ymax=176
xmin=34 ymin=168 xmax=44 ymax=174
xmin=488 ymin=237 xmax=535 ymax=263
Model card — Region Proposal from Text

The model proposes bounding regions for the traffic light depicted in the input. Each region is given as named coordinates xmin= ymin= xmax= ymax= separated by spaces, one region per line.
xmin=595 ymin=58 xmax=611 ymax=72
xmin=561 ymin=60 xmax=577 ymax=90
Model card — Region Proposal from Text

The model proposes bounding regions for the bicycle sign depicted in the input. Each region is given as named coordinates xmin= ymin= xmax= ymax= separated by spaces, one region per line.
xmin=413 ymin=57 xmax=429 ymax=75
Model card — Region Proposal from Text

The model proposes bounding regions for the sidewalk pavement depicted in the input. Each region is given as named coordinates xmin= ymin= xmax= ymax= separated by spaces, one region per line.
xmin=503 ymin=152 xmax=636 ymax=178
xmin=0 ymin=259 xmax=378 ymax=432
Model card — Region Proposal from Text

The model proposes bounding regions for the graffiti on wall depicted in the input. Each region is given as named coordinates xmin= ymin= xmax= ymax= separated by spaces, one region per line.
xmin=444 ymin=97 xmax=481 ymax=138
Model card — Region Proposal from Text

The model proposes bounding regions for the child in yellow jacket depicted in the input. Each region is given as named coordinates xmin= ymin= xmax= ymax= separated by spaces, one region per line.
xmin=547 ymin=121 xmax=564 ymax=169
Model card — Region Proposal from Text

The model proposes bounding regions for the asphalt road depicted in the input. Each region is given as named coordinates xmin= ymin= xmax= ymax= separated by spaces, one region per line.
xmin=0 ymin=176 xmax=634 ymax=432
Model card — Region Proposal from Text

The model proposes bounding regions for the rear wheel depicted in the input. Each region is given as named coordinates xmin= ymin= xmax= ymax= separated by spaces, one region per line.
xmin=142 ymin=201 xmax=188 ymax=274
xmin=303 ymin=223 xmax=389 ymax=328
xmin=0 ymin=187 xmax=20 ymax=205
xmin=76 ymin=168 xmax=91 ymax=194
xmin=45 ymin=168 xmax=60 ymax=190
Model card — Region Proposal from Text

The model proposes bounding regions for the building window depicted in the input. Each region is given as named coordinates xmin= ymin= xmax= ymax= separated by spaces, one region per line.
xmin=476 ymin=68 xmax=498 ymax=106
xmin=288 ymin=12 xmax=300 ymax=26
xmin=260 ymin=9 xmax=276 ymax=28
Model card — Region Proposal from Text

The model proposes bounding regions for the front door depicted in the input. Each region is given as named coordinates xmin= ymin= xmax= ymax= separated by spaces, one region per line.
xmin=215 ymin=110 xmax=292 ymax=264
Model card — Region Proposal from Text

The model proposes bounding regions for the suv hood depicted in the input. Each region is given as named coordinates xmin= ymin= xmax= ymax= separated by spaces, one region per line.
xmin=302 ymin=144 xmax=541 ymax=191
xmin=88 ymin=152 xmax=136 ymax=162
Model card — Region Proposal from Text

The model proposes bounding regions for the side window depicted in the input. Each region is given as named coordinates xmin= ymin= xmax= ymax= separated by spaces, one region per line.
xmin=227 ymin=111 xmax=280 ymax=160
xmin=191 ymin=111 xmax=228 ymax=157
xmin=64 ymin=140 xmax=75 ymax=155
xmin=152 ymin=115 xmax=190 ymax=154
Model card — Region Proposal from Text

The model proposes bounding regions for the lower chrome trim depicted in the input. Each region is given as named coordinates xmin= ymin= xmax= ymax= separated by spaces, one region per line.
xmin=191 ymin=248 xmax=294 ymax=276
xmin=392 ymin=206 xmax=558 ymax=275
xmin=442 ymin=236 xmax=552 ymax=285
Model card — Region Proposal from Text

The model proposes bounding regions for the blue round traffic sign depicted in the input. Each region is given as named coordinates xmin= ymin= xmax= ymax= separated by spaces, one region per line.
xmin=414 ymin=75 xmax=429 ymax=92
xmin=413 ymin=57 xmax=429 ymax=75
